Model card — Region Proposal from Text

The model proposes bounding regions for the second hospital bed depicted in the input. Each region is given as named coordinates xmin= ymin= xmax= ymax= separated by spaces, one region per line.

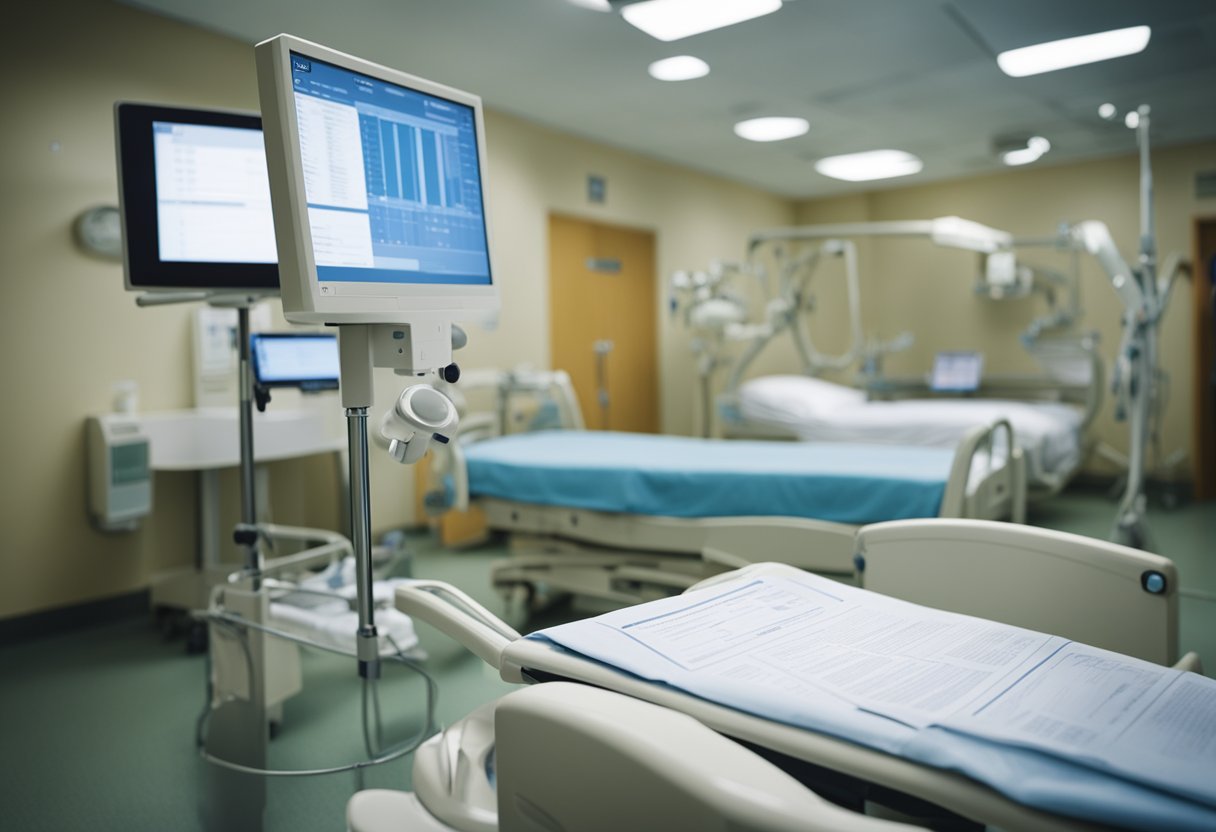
xmin=723 ymin=374 xmax=1087 ymax=495
xmin=436 ymin=423 xmax=1026 ymax=607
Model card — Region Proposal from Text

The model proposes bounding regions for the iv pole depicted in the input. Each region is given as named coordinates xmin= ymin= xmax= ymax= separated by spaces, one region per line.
xmin=135 ymin=292 xmax=266 ymax=578
xmin=136 ymin=290 xmax=270 ymax=832
xmin=1111 ymin=105 xmax=1159 ymax=549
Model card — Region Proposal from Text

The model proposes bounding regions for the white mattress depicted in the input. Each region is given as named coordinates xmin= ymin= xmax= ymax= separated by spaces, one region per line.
xmin=734 ymin=375 xmax=1083 ymax=487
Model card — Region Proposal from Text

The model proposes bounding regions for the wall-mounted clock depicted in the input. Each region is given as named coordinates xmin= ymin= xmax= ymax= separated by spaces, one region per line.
xmin=74 ymin=205 xmax=123 ymax=259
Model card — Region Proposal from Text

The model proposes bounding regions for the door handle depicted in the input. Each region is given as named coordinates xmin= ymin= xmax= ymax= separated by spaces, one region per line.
xmin=593 ymin=340 xmax=614 ymax=429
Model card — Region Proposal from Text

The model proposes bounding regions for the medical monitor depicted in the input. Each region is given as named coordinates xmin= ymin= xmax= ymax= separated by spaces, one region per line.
xmin=930 ymin=351 xmax=984 ymax=393
xmin=114 ymin=102 xmax=279 ymax=292
xmin=255 ymin=35 xmax=498 ymax=325
xmin=251 ymin=332 xmax=340 ymax=390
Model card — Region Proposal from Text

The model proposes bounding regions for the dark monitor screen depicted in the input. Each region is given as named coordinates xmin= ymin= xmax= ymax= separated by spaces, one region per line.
xmin=251 ymin=333 xmax=339 ymax=390
xmin=930 ymin=351 xmax=984 ymax=392
xmin=115 ymin=102 xmax=280 ymax=291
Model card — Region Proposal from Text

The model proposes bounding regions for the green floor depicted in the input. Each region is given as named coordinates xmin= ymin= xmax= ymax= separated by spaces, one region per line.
xmin=1 ymin=490 xmax=1213 ymax=831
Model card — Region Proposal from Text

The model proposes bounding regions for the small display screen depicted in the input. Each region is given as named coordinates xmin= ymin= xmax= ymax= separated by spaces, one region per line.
xmin=111 ymin=442 xmax=149 ymax=486
xmin=930 ymin=351 xmax=984 ymax=392
xmin=290 ymin=53 xmax=492 ymax=287
xmin=153 ymin=122 xmax=277 ymax=264
xmin=252 ymin=333 xmax=340 ymax=389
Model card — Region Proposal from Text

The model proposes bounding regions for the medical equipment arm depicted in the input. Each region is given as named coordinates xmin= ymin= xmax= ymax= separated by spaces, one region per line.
xmin=784 ymin=239 xmax=864 ymax=372
xmin=1156 ymin=252 xmax=1190 ymax=316
xmin=748 ymin=217 xmax=1012 ymax=254
xmin=1071 ymin=221 xmax=1144 ymax=310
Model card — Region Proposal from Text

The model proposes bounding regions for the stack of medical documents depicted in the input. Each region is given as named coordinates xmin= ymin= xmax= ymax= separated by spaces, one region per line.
xmin=531 ymin=570 xmax=1216 ymax=830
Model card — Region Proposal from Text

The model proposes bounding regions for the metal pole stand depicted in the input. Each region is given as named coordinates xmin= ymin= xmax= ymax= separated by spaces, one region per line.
xmin=203 ymin=294 xmax=269 ymax=832
xmin=1112 ymin=105 xmax=1159 ymax=551
xmin=338 ymin=325 xmax=382 ymax=681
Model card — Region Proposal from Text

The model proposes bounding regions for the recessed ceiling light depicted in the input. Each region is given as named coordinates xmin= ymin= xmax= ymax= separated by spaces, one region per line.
xmin=733 ymin=116 xmax=809 ymax=142
xmin=1002 ymin=136 xmax=1051 ymax=166
xmin=996 ymin=26 xmax=1151 ymax=77
xmin=648 ymin=55 xmax=710 ymax=81
xmin=814 ymin=149 xmax=923 ymax=182
xmin=622 ymin=0 xmax=782 ymax=42
xmin=1098 ymin=102 xmax=1118 ymax=120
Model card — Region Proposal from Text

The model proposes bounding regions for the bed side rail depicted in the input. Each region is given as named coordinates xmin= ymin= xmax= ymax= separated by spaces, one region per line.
xmin=394 ymin=580 xmax=523 ymax=679
xmin=938 ymin=419 xmax=1026 ymax=523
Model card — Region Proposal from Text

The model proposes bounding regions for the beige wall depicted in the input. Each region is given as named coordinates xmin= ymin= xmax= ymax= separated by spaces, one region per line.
xmin=0 ymin=1 xmax=793 ymax=618
xmin=789 ymin=145 xmax=1216 ymax=474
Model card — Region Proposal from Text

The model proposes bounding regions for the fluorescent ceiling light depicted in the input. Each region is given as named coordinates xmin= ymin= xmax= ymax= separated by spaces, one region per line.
xmin=1001 ymin=136 xmax=1050 ymax=166
xmin=996 ymin=26 xmax=1151 ymax=77
xmin=566 ymin=0 xmax=613 ymax=10
xmin=734 ymin=116 xmax=809 ymax=142
xmin=815 ymin=149 xmax=923 ymax=182
xmin=622 ymin=0 xmax=782 ymax=42
xmin=648 ymin=55 xmax=710 ymax=81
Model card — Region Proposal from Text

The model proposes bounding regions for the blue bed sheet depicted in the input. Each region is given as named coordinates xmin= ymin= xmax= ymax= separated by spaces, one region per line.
xmin=464 ymin=431 xmax=954 ymax=524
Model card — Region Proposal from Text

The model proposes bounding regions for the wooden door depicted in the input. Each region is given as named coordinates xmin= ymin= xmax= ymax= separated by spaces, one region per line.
xmin=1192 ymin=217 xmax=1216 ymax=500
xmin=549 ymin=214 xmax=659 ymax=433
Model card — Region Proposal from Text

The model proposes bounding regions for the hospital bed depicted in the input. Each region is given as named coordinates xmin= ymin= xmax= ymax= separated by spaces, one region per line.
xmin=438 ymin=423 xmax=1025 ymax=609
xmin=351 ymin=520 xmax=1209 ymax=832
xmin=676 ymin=217 xmax=1102 ymax=501
xmin=423 ymin=365 xmax=1027 ymax=609
xmin=723 ymin=374 xmax=1089 ymax=497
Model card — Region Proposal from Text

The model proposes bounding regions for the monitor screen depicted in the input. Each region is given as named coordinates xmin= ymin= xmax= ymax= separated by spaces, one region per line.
xmin=251 ymin=333 xmax=340 ymax=389
xmin=930 ymin=351 xmax=984 ymax=392
xmin=115 ymin=103 xmax=280 ymax=291
xmin=289 ymin=53 xmax=492 ymax=288
xmin=256 ymin=35 xmax=499 ymax=327
xmin=152 ymin=122 xmax=277 ymax=264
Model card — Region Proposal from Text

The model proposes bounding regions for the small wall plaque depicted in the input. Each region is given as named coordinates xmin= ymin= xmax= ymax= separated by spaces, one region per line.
xmin=588 ymin=174 xmax=606 ymax=204
xmin=586 ymin=257 xmax=621 ymax=274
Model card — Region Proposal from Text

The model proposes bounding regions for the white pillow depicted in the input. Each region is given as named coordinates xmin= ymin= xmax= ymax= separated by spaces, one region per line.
xmin=738 ymin=375 xmax=865 ymax=420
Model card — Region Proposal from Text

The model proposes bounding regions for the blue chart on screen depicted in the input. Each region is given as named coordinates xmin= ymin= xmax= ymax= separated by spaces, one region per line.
xmin=290 ymin=55 xmax=491 ymax=286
